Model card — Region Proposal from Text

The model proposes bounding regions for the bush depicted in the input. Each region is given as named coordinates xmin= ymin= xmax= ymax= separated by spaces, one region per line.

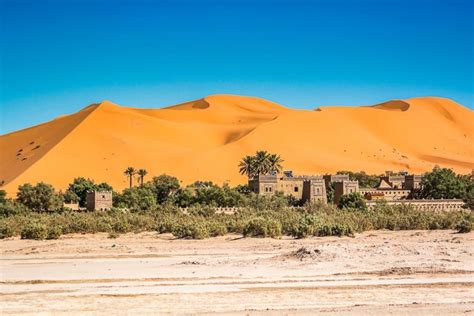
xmin=21 ymin=223 xmax=48 ymax=240
xmin=0 ymin=223 xmax=14 ymax=239
xmin=118 ymin=186 xmax=156 ymax=212
xmin=314 ymin=223 xmax=353 ymax=237
xmin=290 ymin=214 xmax=316 ymax=238
xmin=243 ymin=217 xmax=282 ymax=238
xmin=188 ymin=205 xmax=216 ymax=217
xmin=3 ymin=195 xmax=473 ymax=240
xmin=47 ymin=226 xmax=62 ymax=239
xmin=338 ymin=193 xmax=367 ymax=211
xmin=456 ymin=219 xmax=472 ymax=233
xmin=206 ymin=220 xmax=227 ymax=237
xmin=0 ymin=200 xmax=28 ymax=217
xmin=112 ymin=219 xmax=131 ymax=233
xmin=172 ymin=221 xmax=209 ymax=239
xmin=17 ymin=182 xmax=63 ymax=212
xmin=108 ymin=231 xmax=120 ymax=239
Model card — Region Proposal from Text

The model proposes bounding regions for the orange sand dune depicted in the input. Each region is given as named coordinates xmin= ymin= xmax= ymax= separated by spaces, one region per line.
xmin=1 ymin=94 xmax=473 ymax=195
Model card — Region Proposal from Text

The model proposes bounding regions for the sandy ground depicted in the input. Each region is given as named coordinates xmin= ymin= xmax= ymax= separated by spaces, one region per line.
xmin=1 ymin=230 xmax=473 ymax=315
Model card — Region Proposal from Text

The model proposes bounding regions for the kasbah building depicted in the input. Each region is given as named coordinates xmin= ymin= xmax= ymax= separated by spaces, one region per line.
xmin=248 ymin=171 xmax=466 ymax=211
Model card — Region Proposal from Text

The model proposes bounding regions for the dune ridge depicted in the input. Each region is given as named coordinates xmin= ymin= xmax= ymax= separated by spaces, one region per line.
xmin=1 ymin=94 xmax=473 ymax=195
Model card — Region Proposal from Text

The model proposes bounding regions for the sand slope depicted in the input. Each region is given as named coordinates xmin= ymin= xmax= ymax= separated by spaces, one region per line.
xmin=0 ymin=94 xmax=473 ymax=194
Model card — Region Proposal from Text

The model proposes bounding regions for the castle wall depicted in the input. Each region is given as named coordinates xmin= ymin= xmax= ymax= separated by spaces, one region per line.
xmin=360 ymin=188 xmax=410 ymax=201
xmin=366 ymin=199 xmax=465 ymax=211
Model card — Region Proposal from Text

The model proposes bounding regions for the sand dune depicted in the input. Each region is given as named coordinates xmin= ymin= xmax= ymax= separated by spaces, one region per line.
xmin=0 ymin=94 xmax=473 ymax=195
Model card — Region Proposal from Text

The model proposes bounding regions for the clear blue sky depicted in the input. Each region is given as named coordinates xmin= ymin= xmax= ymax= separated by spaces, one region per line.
xmin=0 ymin=0 xmax=472 ymax=134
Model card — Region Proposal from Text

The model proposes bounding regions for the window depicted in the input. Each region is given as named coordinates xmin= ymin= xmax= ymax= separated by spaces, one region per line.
xmin=294 ymin=186 xmax=299 ymax=192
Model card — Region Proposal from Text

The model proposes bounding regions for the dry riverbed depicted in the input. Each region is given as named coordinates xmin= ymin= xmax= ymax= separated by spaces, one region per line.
xmin=1 ymin=230 xmax=473 ymax=315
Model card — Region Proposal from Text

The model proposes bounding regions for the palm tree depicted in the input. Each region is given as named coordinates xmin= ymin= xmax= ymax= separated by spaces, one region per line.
xmin=137 ymin=169 xmax=148 ymax=186
xmin=254 ymin=150 xmax=270 ymax=176
xmin=239 ymin=156 xmax=256 ymax=178
xmin=267 ymin=154 xmax=284 ymax=174
xmin=124 ymin=167 xmax=136 ymax=188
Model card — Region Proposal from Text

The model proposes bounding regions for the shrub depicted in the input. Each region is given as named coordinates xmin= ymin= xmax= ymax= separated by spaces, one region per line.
xmin=188 ymin=205 xmax=216 ymax=217
xmin=108 ymin=231 xmax=120 ymax=238
xmin=172 ymin=221 xmax=209 ymax=239
xmin=456 ymin=219 xmax=472 ymax=233
xmin=0 ymin=223 xmax=14 ymax=239
xmin=112 ymin=219 xmax=131 ymax=233
xmin=314 ymin=223 xmax=353 ymax=237
xmin=0 ymin=200 xmax=28 ymax=217
xmin=21 ymin=223 xmax=48 ymax=240
xmin=290 ymin=215 xmax=316 ymax=238
xmin=338 ymin=192 xmax=367 ymax=211
xmin=206 ymin=220 xmax=227 ymax=237
xmin=47 ymin=226 xmax=62 ymax=239
xmin=243 ymin=217 xmax=282 ymax=238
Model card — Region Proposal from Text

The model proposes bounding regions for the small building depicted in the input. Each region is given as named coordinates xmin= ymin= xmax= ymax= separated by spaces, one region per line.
xmin=404 ymin=174 xmax=423 ymax=190
xmin=323 ymin=174 xmax=350 ymax=187
xmin=248 ymin=174 xmax=278 ymax=196
xmin=334 ymin=180 xmax=359 ymax=204
xmin=302 ymin=179 xmax=327 ymax=204
xmin=248 ymin=172 xmax=327 ymax=204
xmin=380 ymin=175 xmax=405 ymax=189
xmin=86 ymin=191 xmax=113 ymax=211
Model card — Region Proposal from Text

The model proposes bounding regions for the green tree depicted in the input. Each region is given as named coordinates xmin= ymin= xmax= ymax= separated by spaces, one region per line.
xmin=17 ymin=182 xmax=63 ymax=212
xmin=124 ymin=167 xmax=136 ymax=188
xmin=235 ymin=184 xmax=251 ymax=194
xmin=337 ymin=192 xmax=367 ymax=211
xmin=65 ymin=178 xmax=112 ymax=207
xmin=254 ymin=150 xmax=270 ymax=176
xmin=137 ymin=169 xmax=148 ymax=186
xmin=420 ymin=166 xmax=467 ymax=199
xmin=62 ymin=190 xmax=79 ymax=204
xmin=267 ymin=153 xmax=284 ymax=174
xmin=0 ymin=189 xmax=6 ymax=204
xmin=172 ymin=187 xmax=195 ymax=208
xmin=118 ymin=186 xmax=157 ymax=211
xmin=149 ymin=174 xmax=180 ymax=204
xmin=239 ymin=155 xmax=256 ymax=178
xmin=239 ymin=151 xmax=284 ymax=178
xmin=460 ymin=174 xmax=474 ymax=210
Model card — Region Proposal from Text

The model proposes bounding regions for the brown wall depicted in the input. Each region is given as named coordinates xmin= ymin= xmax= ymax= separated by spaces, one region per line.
xmin=86 ymin=191 xmax=113 ymax=211
xmin=334 ymin=180 xmax=359 ymax=204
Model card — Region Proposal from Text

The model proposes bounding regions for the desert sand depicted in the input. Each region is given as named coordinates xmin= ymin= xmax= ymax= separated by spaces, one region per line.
xmin=1 ymin=230 xmax=473 ymax=315
xmin=1 ymin=94 xmax=473 ymax=195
